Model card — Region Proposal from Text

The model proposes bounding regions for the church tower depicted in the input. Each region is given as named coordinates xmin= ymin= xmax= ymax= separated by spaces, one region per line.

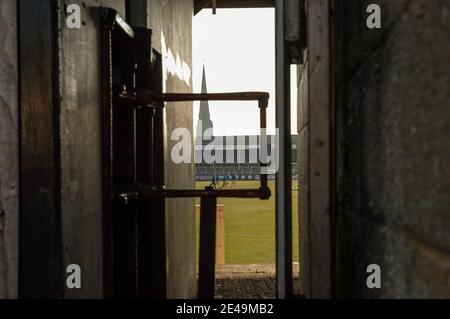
xmin=196 ymin=65 xmax=213 ymax=138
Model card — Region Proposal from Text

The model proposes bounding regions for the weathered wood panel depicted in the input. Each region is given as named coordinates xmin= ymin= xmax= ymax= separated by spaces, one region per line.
xmin=59 ymin=0 xmax=125 ymax=299
xmin=19 ymin=0 xmax=61 ymax=299
xmin=307 ymin=0 xmax=332 ymax=298
xmin=0 ymin=0 xmax=18 ymax=299
xmin=298 ymin=61 xmax=310 ymax=296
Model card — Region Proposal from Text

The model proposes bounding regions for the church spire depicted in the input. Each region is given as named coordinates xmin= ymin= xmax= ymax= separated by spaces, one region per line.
xmin=196 ymin=65 xmax=213 ymax=137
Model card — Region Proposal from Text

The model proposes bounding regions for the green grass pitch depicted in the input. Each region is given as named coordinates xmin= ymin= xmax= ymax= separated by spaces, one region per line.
xmin=196 ymin=180 xmax=299 ymax=264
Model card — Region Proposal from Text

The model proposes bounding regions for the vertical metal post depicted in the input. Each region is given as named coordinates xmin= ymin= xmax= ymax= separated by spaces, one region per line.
xmin=100 ymin=9 xmax=115 ymax=298
xmin=128 ymin=0 xmax=167 ymax=297
xmin=113 ymin=56 xmax=138 ymax=298
xmin=151 ymin=55 xmax=167 ymax=298
xmin=275 ymin=0 xmax=293 ymax=299
xmin=135 ymin=33 xmax=167 ymax=299
xmin=127 ymin=0 xmax=147 ymax=27
xmin=198 ymin=190 xmax=217 ymax=299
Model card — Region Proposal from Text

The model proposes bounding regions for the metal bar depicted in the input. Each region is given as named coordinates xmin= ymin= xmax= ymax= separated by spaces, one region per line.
xmin=194 ymin=0 xmax=212 ymax=15
xmin=117 ymin=188 xmax=270 ymax=202
xmin=260 ymin=99 xmax=269 ymax=190
xmin=135 ymin=109 xmax=167 ymax=299
xmin=198 ymin=192 xmax=217 ymax=299
xmin=132 ymin=25 xmax=167 ymax=298
xmin=116 ymin=182 xmax=271 ymax=202
xmin=100 ymin=15 xmax=115 ymax=299
xmin=275 ymin=0 xmax=293 ymax=299
xmin=161 ymin=92 xmax=270 ymax=102
xmin=149 ymin=52 xmax=168 ymax=299
xmin=112 ymin=42 xmax=138 ymax=299
xmin=100 ymin=8 xmax=135 ymax=39
xmin=101 ymin=7 xmax=141 ymax=298
xmin=195 ymin=0 xmax=275 ymax=14
xmin=113 ymin=199 xmax=138 ymax=298
xmin=119 ymin=91 xmax=269 ymax=105
xmin=150 ymin=107 xmax=168 ymax=298
xmin=127 ymin=0 xmax=147 ymax=28
xmin=148 ymin=188 xmax=270 ymax=199
xmin=118 ymin=90 xmax=270 ymax=198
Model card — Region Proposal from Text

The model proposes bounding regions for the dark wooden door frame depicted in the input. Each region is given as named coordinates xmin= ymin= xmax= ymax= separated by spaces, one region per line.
xmin=19 ymin=0 xmax=62 ymax=299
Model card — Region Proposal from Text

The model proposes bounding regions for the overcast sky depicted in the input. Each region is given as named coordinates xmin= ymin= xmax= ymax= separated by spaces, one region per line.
xmin=192 ymin=8 xmax=298 ymax=136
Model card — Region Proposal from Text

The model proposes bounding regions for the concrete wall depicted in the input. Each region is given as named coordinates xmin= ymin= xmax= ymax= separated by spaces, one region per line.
xmin=148 ymin=0 xmax=197 ymax=299
xmin=0 ymin=0 xmax=18 ymax=299
xmin=334 ymin=0 xmax=450 ymax=298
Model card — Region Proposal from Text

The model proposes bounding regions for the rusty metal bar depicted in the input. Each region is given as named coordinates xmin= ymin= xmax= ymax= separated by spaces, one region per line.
xmin=116 ymin=187 xmax=271 ymax=203
xmin=99 ymin=22 xmax=272 ymax=299
xmin=133 ymin=26 xmax=166 ymax=298
xmin=159 ymin=92 xmax=269 ymax=103
xmin=147 ymin=188 xmax=270 ymax=199
xmin=118 ymin=91 xmax=269 ymax=107
xmin=100 ymin=7 xmax=135 ymax=39
xmin=260 ymin=98 xmax=269 ymax=190
xmin=212 ymin=0 xmax=217 ymax=14
xmin=116 ymin=90 xmax=271 ymax=202
xmin=112 ymin=29 xmax=139 ymax=299
xmin=100 ymin=13 xmax=115 ymax=298
xmin=195 ymin=0 xmax=276 ymax=15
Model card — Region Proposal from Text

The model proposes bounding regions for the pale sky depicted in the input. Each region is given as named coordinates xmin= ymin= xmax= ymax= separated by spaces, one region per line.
xmin=192 ymin=8 xmax=298 ymax=136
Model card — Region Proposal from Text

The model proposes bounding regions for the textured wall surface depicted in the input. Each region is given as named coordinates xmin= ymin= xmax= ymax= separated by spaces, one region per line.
xmin=59 ymin=0 xmax=126 ymax=298
xmin=297 ymin=61 xmax=309 ymax=296
xmin=0 ymin=0 xmax=18 ymax=299
xmin=148 ymin=0 xmax=196 ymax=299
xmin=60 ymin=0 xmax=195 ymax=298
xmin=334 ymin=0 xmax=450 ymax=298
